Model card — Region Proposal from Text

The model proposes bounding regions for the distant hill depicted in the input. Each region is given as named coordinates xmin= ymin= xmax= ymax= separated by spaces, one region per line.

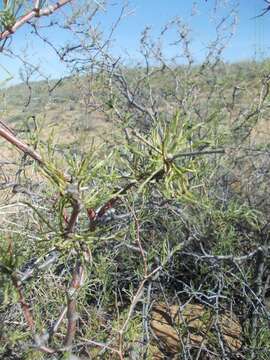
xmin=1 ymin=60 xmax=270 ymax=151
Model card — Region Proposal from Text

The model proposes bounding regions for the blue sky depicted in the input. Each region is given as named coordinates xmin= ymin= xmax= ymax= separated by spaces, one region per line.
xmin=0 ymin=0 xmax=269 ymax=84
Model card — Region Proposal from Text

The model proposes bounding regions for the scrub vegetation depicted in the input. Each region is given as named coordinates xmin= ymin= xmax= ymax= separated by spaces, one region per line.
xmin=0 ymin=1 xmax=270 ymax=359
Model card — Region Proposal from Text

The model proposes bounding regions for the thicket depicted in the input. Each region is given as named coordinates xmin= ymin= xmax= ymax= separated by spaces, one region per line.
xmin=0 ymin=1 xmax=270 ymax=359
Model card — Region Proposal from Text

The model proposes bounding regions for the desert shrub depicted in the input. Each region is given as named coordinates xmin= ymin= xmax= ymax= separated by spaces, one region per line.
xmin=0 ymin=1 xmax=270 ymax=359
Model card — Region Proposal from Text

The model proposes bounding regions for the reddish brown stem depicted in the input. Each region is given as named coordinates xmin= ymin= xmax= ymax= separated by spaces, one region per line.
xmin=0 ymin=0 xmax=72 ymax=40
xmin=65 ymin=297 xmax=77 ymax=348
xmin=64 ymin=263 xmax=84 ymax=348
xmin=12 ymin=274 xmax=35 ymax=331
xmin=64 ymin=198 xmax=81 ymax=236
xmin=0 ymin=125 xmax=43 ymax=164
xmin=96 ymin=180 xmax=137 ymax=218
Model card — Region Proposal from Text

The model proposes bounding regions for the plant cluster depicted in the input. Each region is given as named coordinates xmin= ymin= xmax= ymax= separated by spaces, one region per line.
xmin=0 ymin=1 xmax=270 ymax=359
